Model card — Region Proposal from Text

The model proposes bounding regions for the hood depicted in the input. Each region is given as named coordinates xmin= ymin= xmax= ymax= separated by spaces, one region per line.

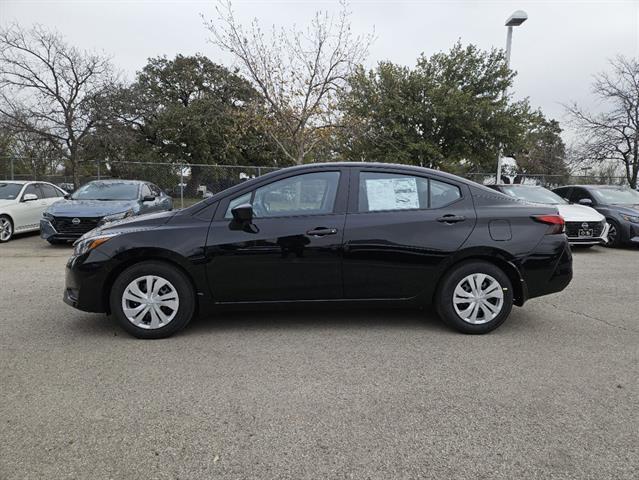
xmin=611 ymin=204 xmax=639 ymax=216
xmin=45 ymin=199 xmax=139 ymax=217
xmin=555 ymin=204 xmax=605 ymax=222
xmin=87 ymin=209 xmax=176 ymax=238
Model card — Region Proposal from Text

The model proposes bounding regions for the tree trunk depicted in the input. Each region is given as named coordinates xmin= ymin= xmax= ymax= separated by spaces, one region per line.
xmin=185 ymin=164 xmax=203 ymax=197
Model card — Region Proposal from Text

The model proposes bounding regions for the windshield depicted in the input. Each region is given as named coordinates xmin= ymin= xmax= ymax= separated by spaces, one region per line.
xmin=71 ymin=182 xmax=139 ymax=201
xmin=0 ymin=183 xmax=24 ymax=200
xmin=591 ymin=188 xmax=639 ymax=205
xmin=500 ymin=186 xmax=567 ymax=205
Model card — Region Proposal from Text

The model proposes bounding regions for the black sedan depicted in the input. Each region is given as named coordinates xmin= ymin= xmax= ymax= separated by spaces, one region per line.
xmin=64 ymin=163 xmax=572 ymax=338
xmin=553 ymin=185 xmax=639 ymax=247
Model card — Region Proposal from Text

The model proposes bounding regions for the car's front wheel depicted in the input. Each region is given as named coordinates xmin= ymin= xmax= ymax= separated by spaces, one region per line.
xmin=436 ymin=261 xmax=513 ymax=334
xmin=604 ymin=219 xmax=622 ymax=248
xmin=0 ymin=215 xmax=13 ymax=243
xmin=110 ymin=261 xmax=195 ymax=339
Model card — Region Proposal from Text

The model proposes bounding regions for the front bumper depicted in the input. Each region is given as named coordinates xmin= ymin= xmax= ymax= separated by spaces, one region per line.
xmin=566 ymin=222 xmax=609 ymax=246
xmin=64 ymin=251 xmax=112 ymax=313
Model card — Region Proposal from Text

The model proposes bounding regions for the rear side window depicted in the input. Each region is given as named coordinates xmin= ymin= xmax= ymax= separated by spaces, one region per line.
xmin=430 ymin=179 xmax=461 ymax=208
xmin=570 ymin=188 xmax=593 ymax=203
xmin=358 ymin=172 xmax=461 ymax=212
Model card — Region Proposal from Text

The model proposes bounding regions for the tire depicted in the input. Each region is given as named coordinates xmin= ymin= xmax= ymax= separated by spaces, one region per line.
xmin=604 ymin=219 xmax=622 ymax=248
xmin=109 ymin=261 xmax=196 ymax=339
xmin=435 ymin=261 xmax=514 ymax=334
xmin=0 ymin=215 xmax=13 ymax=243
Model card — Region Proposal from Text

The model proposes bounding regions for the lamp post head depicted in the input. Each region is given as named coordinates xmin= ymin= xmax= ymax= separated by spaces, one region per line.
xmin=505 ymin=10 xmax=528 ymax=27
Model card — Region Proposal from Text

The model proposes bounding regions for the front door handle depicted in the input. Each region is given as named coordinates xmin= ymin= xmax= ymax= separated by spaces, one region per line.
xmin=437 ymin=214 xmax=466 ymax=224
xmin=306 ymin=227 xmax=338 ymax=237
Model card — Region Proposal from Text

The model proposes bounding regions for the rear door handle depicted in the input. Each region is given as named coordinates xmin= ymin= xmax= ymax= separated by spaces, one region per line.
xmin=437 ymin=215 xmax=466 ymax=224
xmin=306 ymin=227 xmax=338 ymax=237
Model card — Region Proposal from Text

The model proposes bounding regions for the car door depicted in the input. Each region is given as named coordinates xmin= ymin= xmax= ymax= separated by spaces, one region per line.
xmin=17 ymin=184 xmax=48 ymax=230
xmin=342 ymin=168 xmax=476 ymax=299
xmin=206 ymin=169 xmax=348 ymax=302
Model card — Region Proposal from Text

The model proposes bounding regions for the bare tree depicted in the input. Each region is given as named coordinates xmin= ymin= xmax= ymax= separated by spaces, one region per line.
xmin=205 ymin=0 xmax=373 ymax=165
xmin=566 ymin=55 xmax=639 ymax=188
xmin=0 ymin=24 xmax=115 ymax=186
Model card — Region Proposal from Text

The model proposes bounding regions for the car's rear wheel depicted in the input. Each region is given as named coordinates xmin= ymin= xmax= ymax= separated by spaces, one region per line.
xmin=0 ymin=215 xmax=13 ymax=243
xmin=110 ymin=261 xmax=195 ymax=339
xmin=436 ymin=261 xmax=513 ymax=334
xmin=604 ymin=219 xmax=622 ymax=248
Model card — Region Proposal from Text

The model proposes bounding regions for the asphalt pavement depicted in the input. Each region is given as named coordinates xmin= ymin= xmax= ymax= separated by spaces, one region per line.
xmin=1 ymin=233 xmax=637 ymax=479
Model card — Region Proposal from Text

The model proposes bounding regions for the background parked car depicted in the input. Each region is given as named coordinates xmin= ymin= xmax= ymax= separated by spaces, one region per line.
xmin=553 ymin=185 xmax=639 ymax=247
xmin=0 ymin=181 xmax=67 ymax=243
xmin=40 ymin=179 xmax=173 ymax=244
xmin=488 ymin=184 xmax=609 ymax=247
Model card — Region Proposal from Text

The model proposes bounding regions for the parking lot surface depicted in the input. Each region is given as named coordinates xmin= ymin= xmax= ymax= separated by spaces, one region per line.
xmin=1 ymin=233 xmax=638 ymax=479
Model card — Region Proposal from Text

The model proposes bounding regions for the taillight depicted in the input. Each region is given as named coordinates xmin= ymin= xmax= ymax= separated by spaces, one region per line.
xmin=532 ymin=214 xmax=565 ymax=234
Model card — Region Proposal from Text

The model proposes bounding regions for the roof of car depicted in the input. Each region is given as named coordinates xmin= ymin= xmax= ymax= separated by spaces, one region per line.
xmin=85 ymin=179 xmax=145 ymax=184
xmin=558 ymin=185 xmax=628 ymax=190
xmin=0 ymin=180 xmax=28 ymax=185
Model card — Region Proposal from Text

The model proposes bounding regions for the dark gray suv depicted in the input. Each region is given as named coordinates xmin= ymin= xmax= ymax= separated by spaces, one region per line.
xmin=553 ymin=185 xmax=639 ymax=247
xmin=41 ymin=180 xmax=173 ymax=244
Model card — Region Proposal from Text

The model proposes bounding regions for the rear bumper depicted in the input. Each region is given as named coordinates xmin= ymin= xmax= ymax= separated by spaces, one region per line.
xmin=520 ymin=235 xmax=573 ymax=301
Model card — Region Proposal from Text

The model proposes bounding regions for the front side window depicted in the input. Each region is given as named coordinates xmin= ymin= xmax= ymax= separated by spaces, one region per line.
xmin=359 ymin=172 xmax=429 ymax=212
xmin=225 ymin=192 xmax=251 ymax=219
xmin=22 ymin=184 xmax=38 ymax=200
xmin=252 ymin=172 xmax=340 ymax=218
xmin=40 ymin=184 xmax=62 ymax=198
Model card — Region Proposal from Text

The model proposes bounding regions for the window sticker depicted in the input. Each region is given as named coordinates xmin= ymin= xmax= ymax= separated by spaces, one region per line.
xmin=366 ymin=177 xmax=419 ymax=211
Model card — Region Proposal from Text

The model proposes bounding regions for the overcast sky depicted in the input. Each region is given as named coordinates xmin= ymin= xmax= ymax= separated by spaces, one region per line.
xmin=1 ymin=0 xmax=637 ymax=143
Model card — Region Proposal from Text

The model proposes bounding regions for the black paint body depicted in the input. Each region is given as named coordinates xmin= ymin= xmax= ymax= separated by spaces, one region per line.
xmin=64 ymin=163 xmax=573 ymax=314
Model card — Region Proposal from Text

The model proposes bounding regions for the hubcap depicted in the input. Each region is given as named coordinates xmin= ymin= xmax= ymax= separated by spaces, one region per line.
xmin=453 ymin=273 xmax=504 ymax=325
xmin=607 ymin=224 xmax=617 ymax=245
xmin=121 ymin=275 xmax=179 ymax=329
xmin=0 ymin=218 xmax=12 ymax=241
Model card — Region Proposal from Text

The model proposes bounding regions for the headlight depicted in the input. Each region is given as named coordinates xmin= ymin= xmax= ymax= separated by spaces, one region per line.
xmin=620 ymin=214 xmax=639 ymax=224
xmin=98 ymin=209 xmax=134 ymax=227
xmin=73 ymin=232 xmax=120 ymax=256
xmin=42 ymin=212 xmax=53 ymax=221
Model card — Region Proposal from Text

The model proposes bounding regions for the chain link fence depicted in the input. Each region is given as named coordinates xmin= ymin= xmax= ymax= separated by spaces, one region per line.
xmin=0 ymin=158 xmax=281 ymax=208
xmin=0 ymin=157 xmax=631 ymax=208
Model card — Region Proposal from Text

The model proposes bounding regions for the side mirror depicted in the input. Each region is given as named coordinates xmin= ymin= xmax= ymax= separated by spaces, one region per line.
xmin=578 ymin=198 xmax=593 ymax=206
xmin=143 ymin=195 xmax=156 ymax=202
xmin=64 ymin=194 xmax=71 ymax=200
xmin=231 ymin=203 xmax=254 ymax=223
xmin=23 ymin=193 xmax=38 ymax=202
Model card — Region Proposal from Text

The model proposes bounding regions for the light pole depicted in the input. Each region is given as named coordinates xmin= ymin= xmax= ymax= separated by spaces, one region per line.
xmin=496 ymin=10 xmax=528 ymax=184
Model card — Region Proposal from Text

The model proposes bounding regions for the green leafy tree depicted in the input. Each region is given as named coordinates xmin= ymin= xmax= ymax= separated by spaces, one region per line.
xmin=93 ymin=54 xmax=278 ymax=194
xmin=338 ymin=42 xmax=530 ymax=173
xmin=509 ymin=111 xmax=568 ymax=183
